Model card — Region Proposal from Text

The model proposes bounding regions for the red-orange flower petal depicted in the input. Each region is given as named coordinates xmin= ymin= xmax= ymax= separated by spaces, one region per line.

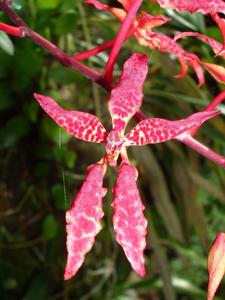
xmin=207 ymin=233 xmax=225 ymax=300
xmin=202 ymin=62 xmax=225 ymax=84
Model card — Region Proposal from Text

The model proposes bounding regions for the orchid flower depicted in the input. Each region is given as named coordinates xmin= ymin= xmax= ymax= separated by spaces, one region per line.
xmin=34 ymin=53 xmax=222 ymax=280
xmin=85 ymin=0 xmax=225 ymax=85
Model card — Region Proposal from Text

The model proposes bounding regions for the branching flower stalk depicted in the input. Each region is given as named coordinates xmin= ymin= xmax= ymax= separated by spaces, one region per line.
xmin=0 ymin=0 xmax=225 ymax=299
xmin=104 ymin=0 xmax=143 ymax=82
xmin=0 ymin=0 xmax=112 ymax=91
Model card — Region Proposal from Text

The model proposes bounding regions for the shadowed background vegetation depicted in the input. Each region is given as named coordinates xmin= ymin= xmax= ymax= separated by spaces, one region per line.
xmin=0 ymin=0 xmax=225 ymax=299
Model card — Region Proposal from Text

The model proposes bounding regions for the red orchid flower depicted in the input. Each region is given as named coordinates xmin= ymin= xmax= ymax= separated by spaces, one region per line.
xmin=85 ymin=0 xmax=225 ymax=86
xmin=153 ymin=0 xmax=225 ymax=55
xmin=34 ymin=53 xmax=221 ymax=280
xmin=207 ymin=232 xmax=225 ymax=300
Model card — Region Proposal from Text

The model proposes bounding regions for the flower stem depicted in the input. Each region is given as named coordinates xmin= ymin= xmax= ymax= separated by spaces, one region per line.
xmin=0 ymin=21 xmax=25 ymax=37
xmin=104 ymin=0 xmax=143 ymax=83
xmin=191 ymin=90 xmax=225 ymax=136
xmin=176 ymin=134 xmax=225 ymax=168
xmin=0 ymin=1 xmax=112 ymax=91
xmin=73 ymin=39 xmax=115 ymax=61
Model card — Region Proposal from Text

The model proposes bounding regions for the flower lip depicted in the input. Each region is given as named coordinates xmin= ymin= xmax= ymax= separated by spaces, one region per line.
xmin=105 ymin=130 xmax=124 ymax=166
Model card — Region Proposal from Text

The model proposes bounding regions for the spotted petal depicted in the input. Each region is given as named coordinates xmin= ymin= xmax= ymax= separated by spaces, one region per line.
xmin=135 ymin=30 xmax=206 ymax=85
xmin=174 ymin=32 xmax=225 ymax=58
xmin=125 ymin=110 xmax=220 ymax=145
xmin=108 ymin=53 xmax=148 ymax=134
xmin=34 ymin=93 xmax=107 ymax=143
xmin=155 ymin=0 xmax=225 ymax=14
xmin=207 ymin=233 xmax=225 ymax=300
xmin=155 ymin=0 xmax=225 ymax=53
xmin=64 ymin=163 xmax=107 ymax=280
xmin=112 ymin=162 xmax=147 ymax=276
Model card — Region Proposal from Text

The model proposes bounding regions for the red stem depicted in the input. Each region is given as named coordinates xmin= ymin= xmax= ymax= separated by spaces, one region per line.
xmin=176 ymin=135 xmax=225 ymax=169
xmin=104 ymin=0 xmax=143 ymax=83
xmin=205 ymin=90 xmax=225 ymax=111
xmin=0 ymin=21 xmax=25 ymax=37
xmin=73 ymin=40 xmax=115 ymax=61
xmin=191 ymin=90 xmax=225 ymax=136
xmin=0 ymin=1 xmax=112 ymax=91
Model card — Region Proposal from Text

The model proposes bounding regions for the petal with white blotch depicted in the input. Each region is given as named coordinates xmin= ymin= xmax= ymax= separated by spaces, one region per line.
xmin=34 ymin=93 xmax=107 ymax=143
xmin=108 ymin=53 xmax=148 ymax=134
xmin=64 ymin=163 xmax=107 ymax=280
xmin=174 ymin=32 xmax=225 ymax=58
xmin=125 ymin=110 xmax=220 ymax=146
xmin=112 ymin=162 xmax=147 ymax=276
xmin=207 ymin=233 xmax=225 ymax=300
xmin=155 ymin=0 xmax=225 ymax=14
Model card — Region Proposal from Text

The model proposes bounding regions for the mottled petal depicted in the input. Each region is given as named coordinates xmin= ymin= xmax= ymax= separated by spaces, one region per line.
xmin=174 ymin=32 xmax=225 ymax=58
xmin=134 ymin=31 xmax=205 ymax=85
xmin=155 ymin=0 xmax=225 ymax=15
xmin=125 ymin=110 xmax=220 ymax=145
xmin=34 ymin=93 xmax=107 ymax=143
xmin=108 ymin=53 xmax=148 ymax=133
xmin=207 ymin=233 xmax=225 ymax=300
xmin=156 ymin=0 xmax=225 ymax=52
xmin=112 ymin=162 xmax=147 ymax=276
xmin=64 ymin=163 xmax=107 ymax=280
xmin=211 ymin=14 xmax=225 ymax=55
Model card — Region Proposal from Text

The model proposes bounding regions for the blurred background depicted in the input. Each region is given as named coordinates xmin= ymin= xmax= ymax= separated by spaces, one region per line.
xmin=0 ymin=0 xmax=225 ymax=299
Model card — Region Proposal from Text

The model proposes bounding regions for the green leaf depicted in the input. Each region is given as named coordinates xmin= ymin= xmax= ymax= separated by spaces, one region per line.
xmin=12 ymin=47 xmax=42 ymax=89
xmin=34 ymin=162 xmax=51 ymax=179
xmin=55 ymin=12 xmax=79 ymax=35
xmin=22 ymin=271 xmax=49 ymax=300
xmin=42 ymin=214 xmax=59 ymax=240
xmin=51 ymin=184 xmax=66 ymax=210
xmin=63 ymin=148 xmax=77 ymax=169
xmin=0 ymin=85 xmax=14 ymax=111
xmin=24 ymin=101 xmax=39 ymax=123
xmin=41 ymin=118 xmax=72 ymax=144
xmin=37 ymin=0 xmax=62 ymax=9
xmin=0 ymin=116 xmax=30 ymax=149
xmin=0 ymin=32 xmax=14 ymax=56
xmin=48 ymin=66 xmax=84 ymax=85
